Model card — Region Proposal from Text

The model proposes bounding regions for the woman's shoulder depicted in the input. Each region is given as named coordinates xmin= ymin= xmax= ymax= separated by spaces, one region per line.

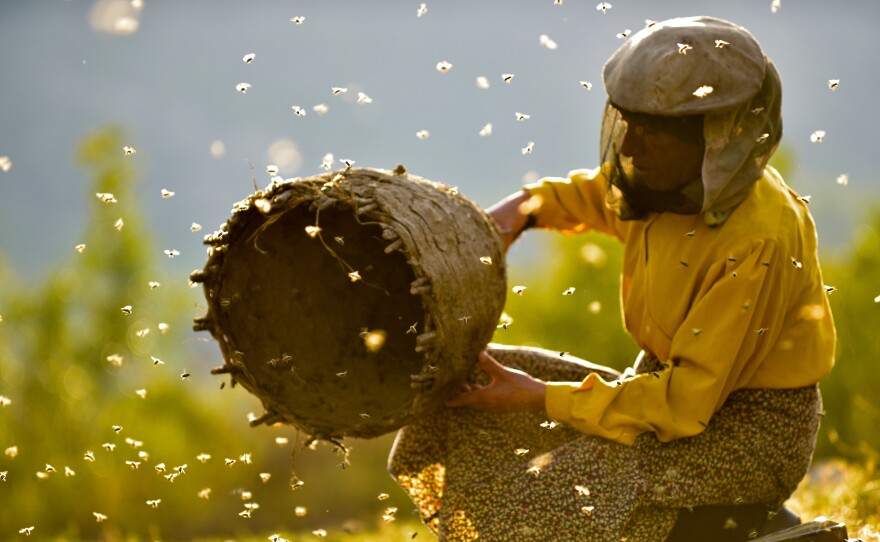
xmin=721 ymin=166 xmax=816 ymax=245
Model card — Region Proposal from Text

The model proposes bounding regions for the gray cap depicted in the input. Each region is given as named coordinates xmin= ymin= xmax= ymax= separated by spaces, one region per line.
xmin=603 ymin=16 xmax=766 ymax=115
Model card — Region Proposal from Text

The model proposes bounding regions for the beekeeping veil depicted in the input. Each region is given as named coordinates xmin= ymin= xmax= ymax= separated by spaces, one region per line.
xmin=600 ymin=16 xmax=782 ymax=222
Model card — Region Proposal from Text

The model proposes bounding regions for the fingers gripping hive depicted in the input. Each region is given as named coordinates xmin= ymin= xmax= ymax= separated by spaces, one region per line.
xmin=192 ymin=166 xmax=507 ymax=439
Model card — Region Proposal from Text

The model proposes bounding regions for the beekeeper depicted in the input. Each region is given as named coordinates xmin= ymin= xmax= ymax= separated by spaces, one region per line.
xmin=390 ymin=16 xmax=835 ymax=542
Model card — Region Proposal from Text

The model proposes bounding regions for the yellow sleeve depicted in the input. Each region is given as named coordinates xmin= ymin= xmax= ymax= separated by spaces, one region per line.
xmin=545 ymin=238 xmax=784 ymax=445
xmin=522 ymin=167 xmax=627 ymax=240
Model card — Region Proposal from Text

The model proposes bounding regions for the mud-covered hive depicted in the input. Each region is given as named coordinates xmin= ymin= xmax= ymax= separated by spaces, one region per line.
xmin=192 ymin=166 xmax=507 ymax=439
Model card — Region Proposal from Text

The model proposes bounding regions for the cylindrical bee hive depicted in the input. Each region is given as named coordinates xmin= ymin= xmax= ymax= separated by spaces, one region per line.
xmin=192 ymin=166 xmax=507 ymax=439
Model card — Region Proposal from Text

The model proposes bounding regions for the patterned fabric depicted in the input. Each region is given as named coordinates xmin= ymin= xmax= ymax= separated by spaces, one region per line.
xmin=388 ymin=345 xmax=821 ymax=541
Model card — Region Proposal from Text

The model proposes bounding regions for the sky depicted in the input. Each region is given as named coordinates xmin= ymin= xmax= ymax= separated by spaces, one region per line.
xmin=1 ymin=0 xmax=878 ymax=285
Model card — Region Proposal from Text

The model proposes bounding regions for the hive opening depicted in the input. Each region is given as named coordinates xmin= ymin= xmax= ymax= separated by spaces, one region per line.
xmin=217 ymin=201 xmax=425 ymax=437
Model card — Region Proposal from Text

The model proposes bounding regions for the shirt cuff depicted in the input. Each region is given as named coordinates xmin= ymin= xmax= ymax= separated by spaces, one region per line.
xmin=544 ymin=381 xmax=585 ymax=423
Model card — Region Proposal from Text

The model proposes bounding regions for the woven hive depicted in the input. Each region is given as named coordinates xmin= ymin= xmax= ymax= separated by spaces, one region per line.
xmin=191 ymin=166 xmax=507 ymax=439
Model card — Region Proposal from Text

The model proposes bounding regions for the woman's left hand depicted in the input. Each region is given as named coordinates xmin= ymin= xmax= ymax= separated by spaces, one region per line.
xmin=446 ymin=351 xmax=547 ymax=413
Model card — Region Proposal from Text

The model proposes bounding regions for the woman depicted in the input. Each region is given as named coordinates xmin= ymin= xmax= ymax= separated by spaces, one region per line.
xmin=389 ymin=16 xmax=835 ymax=541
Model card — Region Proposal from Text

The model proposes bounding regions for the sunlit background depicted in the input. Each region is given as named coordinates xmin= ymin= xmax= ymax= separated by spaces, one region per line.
xmin=1 ymin=0 xmax=880 ymax=540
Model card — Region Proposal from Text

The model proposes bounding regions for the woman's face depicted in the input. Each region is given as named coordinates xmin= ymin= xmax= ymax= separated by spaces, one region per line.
xmin=619 ymin=112 xmax=704 ymax=192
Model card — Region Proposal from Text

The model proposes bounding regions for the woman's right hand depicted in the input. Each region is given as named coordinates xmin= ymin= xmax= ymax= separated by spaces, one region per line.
xmin=487 ymin=190 xmax=533 ymax=252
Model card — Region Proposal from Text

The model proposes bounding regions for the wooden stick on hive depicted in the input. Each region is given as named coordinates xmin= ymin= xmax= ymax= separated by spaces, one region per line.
xmin=192 ymin=166 xmax=507 ymax=440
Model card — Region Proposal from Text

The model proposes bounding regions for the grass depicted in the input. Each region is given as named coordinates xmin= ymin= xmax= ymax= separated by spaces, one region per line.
xmin=788 ymin=459 xmax=880 ymax=541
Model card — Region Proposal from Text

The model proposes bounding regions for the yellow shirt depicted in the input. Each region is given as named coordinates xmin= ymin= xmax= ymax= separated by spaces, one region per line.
xmin=523 ymin=166 xmax=835 ymax=445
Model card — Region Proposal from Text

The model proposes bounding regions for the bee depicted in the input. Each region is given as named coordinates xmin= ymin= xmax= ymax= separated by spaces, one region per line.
xmin=693 ymin=85 xmax=714 ymax=98
xmin=539 ymin=35 xmax=557 ymax=50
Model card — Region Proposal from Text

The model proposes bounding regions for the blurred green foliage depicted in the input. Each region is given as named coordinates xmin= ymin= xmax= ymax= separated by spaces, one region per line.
xmin=0 ymin=128 xmax=415 ymax=540
xmin=0 ymin=130 xmax=877 ymax=540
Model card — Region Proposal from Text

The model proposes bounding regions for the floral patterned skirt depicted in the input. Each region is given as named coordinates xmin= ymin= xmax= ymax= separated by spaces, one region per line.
xmin=388 ymin=344 xmax=821 ymax=541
